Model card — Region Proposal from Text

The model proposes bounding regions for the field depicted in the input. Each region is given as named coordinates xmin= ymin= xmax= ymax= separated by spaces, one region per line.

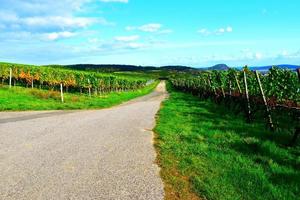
xmin=154 ymin=84 xmax=300 ymax=200
xmin=0 ymin=83 xmax=157 ymax=111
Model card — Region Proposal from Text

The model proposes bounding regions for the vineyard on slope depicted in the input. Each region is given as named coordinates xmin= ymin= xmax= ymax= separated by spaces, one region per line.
xmin=170 ymin=66 xmax=300 ymax=145
xmin=0 ymin=63 xmax=150 ymax=94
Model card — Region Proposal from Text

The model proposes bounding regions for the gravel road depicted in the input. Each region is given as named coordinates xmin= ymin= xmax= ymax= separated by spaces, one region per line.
xmin=0 ymin=81 xmax=167 ymax=200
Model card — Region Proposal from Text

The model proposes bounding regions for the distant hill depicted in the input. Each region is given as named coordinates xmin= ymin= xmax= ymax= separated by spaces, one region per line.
xmin=248 ymin=64 xmax=299 ymax=72
xmin=198 ymin=64 xmax=230 ymax=71
xmin=65 ymin=63 xmax=299 ymax=72
xmin=3 ymin=61 xmax=298 ymax=72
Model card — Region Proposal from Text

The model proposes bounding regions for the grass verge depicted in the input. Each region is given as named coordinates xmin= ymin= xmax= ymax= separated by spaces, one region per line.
xmin=154 ymin=83 xmax=299 ymax=200
xmin=0 ymin=82 xmax=158 ymax=111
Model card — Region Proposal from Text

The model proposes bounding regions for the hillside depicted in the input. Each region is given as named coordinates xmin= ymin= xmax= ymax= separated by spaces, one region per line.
xmin=160 ymin=65 xmax=194 ymax=71
xmin=65 ymin=64 xmax=157 ymax=72
xmin=248 ymin=64 xmax=299 ymax=71
xmin=198 ymin=64 xmax=230 ymax=71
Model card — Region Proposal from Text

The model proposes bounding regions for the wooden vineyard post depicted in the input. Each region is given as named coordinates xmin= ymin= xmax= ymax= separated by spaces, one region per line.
xmin=243 ymin=70 xmax=252 ymax=122
xmin=255 ymin=71 xmax=274 ymax=131
xmin=88 ymin=79 xmax=91 ymax=97
xmin=9 ymin=67 xmax=12 ymax=88
xmin=60 ymin=83 xmax=64 ymax=103
xmin=221 ymin=87 xmax=225 ymax=98
xmin=204 ymin=78 xmax=208 ymax=88
xmin=207 ymin=76 xmax=212 ymax=94
xmin=207 ymin=77 xmax=211 ymax=88
xmin=95 ymin=79 xmax=98 ymax=96
xmin=234 ymin=74 xmax=242 ymax=94
xmin=216 ymin=74 xmax=225 ymax=98
xmin=208 ymin=76 xmax=217 ymax=96
xmin=203 ymin=79 xmax=208 ymax=97
xmin=229 ymin=80 xmax=232 ymax=96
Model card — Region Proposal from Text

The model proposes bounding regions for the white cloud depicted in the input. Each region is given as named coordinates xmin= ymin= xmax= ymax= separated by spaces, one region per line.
xmin=0 ymin=11 xmax=19 ymax=23
xmin=281 ymin=50 xmax=289 ymax=57
xmin=0 ymin=0 xmax=112 ymax=41
xmin=125 ymin=26 xmax=135 ymax=31
xmin=197 ymin=28 xmax=210 ymax=36
xmin=88 ymin=38 xmax=101 ymax=43
xmin=100 ymin=0 xmax=128 ymax=3
xmin=126 ymin=23 xmax=163 ymax=32
xmin=0 ymin=13 xmax=111 ymax=30
xmin=240 ymin=49 xmax=263 ymax=60
xmin=45 ymin=31 xmax=76 ymax=41
xmin=95 ymin=40 xmax=147 ymax=52
xmin=126 ymin=43 xmax=145 ymax=49
xmin=226 ymin=26 xmax=233 ymax=32
xmin=198 ymin=26 xmax=233 ymax=36
xmin=218 ymin=28 xmax=225 ymax=33
xmin=125 ymin=23 xmax=172 ymax=34
xmin=157 ymin=29 xmax=173 ymax=34
xmin=139 ymin=23 xmax=162 ymax=32
xmin=0 ymin=1 xmax=90 ymax=16
xmin=22 ymin=16 xmax=98 ymax=28
xmin=276 ymin=49 xmax=300 ymax=59
xmin=216 ymin=26 xmax=233 ymax=35
xmin=114 ymin=35 xmax=140 ymax=42
xmin=255 ymin=53 xmax=263 ymax=60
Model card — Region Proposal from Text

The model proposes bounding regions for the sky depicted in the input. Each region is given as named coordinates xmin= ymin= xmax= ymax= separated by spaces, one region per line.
xmin=0 ymin=0 xmax=300 ymax=67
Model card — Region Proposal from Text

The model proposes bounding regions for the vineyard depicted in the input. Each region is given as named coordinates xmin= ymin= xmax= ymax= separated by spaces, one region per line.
xmin=170 ymin=66 xmax=300 ymax=145
xmin=0 ymin=63 xmax=150 ymax=95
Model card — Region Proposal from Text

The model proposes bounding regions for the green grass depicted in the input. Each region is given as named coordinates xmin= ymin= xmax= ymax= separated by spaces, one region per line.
xmin=0 ymin=82 xmax=158 ymax=111
xmin=154 ymin=83 xmax=300 ymax=200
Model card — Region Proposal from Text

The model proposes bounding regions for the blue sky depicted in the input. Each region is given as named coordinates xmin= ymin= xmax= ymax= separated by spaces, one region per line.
xmin=0 ymin=0 xmax=300 ymax=67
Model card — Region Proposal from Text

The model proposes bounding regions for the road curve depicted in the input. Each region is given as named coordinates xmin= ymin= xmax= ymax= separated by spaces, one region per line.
xmin=0 ymin=81 xmax=167 ymax=200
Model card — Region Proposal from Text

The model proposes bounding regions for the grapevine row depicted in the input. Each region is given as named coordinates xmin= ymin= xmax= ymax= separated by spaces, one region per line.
xmin=0 ymin=64 xmax=149 ymax=94
xmin=170 ymin=66 xmax=300 ymax=144
xmin=171 ymin=67 xmax=299 ymax=105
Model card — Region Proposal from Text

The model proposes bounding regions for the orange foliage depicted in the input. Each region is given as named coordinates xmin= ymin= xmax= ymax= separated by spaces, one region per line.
xmin=19 ymin=71 xmax=32 ymax=84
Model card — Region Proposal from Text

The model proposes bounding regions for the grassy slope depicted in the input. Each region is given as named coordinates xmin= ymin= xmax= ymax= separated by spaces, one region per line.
xmin=0 ymin=82 xmax=158 ymax=111
xmin=154 ymin=84 xmax=299 ymax=200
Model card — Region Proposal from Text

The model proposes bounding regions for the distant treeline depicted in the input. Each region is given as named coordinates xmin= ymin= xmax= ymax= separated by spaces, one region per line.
xmin=60 ymin=64 xmax=203 ymax=72
xmin=64 ymin=64 xmax=158 ymax=72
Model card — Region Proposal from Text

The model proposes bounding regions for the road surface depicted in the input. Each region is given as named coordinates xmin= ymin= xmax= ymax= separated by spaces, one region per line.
xmin=0 ymin=81 xmax=167 ymax=200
